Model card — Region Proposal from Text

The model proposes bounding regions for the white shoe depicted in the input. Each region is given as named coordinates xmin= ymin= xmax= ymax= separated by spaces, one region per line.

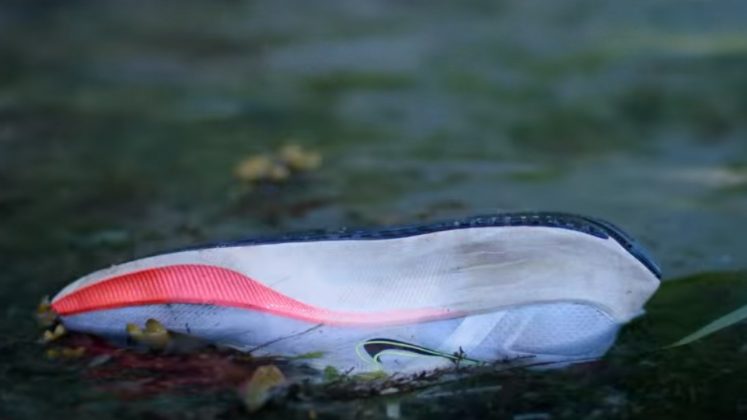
xmin=52 ymin=213 xmax=661 ymax=373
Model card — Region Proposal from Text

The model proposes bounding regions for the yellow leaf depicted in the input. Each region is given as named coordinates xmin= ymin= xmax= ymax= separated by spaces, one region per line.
xmin=241 ymin=365 xmax=286 ymax=412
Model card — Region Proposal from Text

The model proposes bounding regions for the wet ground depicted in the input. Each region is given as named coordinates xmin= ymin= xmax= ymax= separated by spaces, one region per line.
xmin=1 ymin=0 xmax=746 ymax=418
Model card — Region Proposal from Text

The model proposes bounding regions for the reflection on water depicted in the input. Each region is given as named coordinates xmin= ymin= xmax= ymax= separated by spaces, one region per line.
xmin=1 ymin=0 xmax=746 ymax=418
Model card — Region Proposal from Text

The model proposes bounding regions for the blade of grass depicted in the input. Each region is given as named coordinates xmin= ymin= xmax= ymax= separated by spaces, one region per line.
xmin=668 ymin=304 xmax=747 ymax=348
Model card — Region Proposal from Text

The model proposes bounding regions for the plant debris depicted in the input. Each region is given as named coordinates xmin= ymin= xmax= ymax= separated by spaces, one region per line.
xmin=240 ymin=364 xmax=287 ymax=412
xmin=41 ymin=323 xmax=66 ymax=343
xmin=234 ymin=143 xmax=322 ymax=184
xmin=126 ymin=318 xmax=171 ymax=351
xmin=46 ymin=346 xmax=86 ymax=360
xmin=35 ymin=295 xmax=58 ymax=327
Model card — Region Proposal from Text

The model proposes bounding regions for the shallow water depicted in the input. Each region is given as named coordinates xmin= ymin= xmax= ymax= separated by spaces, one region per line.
xmin=1 ymin=0 xmax=746 ymax=418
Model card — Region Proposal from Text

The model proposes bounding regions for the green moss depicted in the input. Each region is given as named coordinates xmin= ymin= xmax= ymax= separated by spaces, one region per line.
xmin=618 ymin=271 xmax=747 ymax=349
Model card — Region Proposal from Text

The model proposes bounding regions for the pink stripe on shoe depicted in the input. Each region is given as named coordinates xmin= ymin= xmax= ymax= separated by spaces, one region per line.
xmin=52 ymin=264 xmax=452 ymax=326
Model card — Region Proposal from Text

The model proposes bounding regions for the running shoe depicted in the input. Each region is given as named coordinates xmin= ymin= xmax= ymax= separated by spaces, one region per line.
xmin=51 ymin=212 xmax=661 ymax=373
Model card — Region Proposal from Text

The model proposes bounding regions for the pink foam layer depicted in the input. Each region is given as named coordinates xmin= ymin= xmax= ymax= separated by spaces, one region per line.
xmin=53 ymin=264 xmax=454 ymax=326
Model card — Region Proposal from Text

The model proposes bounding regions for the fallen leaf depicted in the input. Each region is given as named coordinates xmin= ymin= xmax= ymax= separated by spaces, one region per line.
xmin=240 ymin=364 xmax=286 ymax=412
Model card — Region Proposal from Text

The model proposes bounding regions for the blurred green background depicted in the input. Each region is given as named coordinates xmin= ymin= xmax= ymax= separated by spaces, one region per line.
xmin=1 ymin=0 xmax=746 ymax=418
